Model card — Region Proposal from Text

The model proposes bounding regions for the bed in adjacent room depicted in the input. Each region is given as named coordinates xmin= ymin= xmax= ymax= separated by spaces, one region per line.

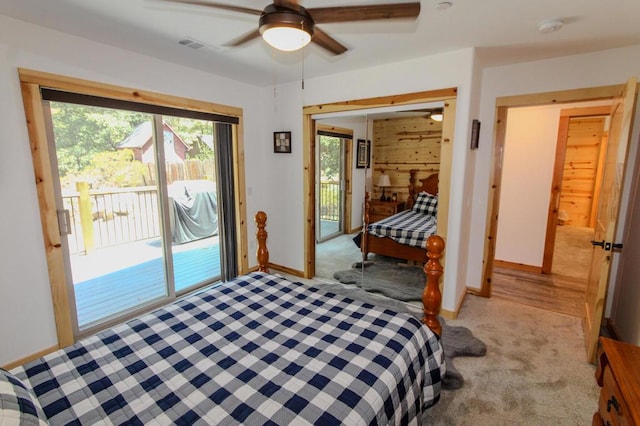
xmin=362 ymin=171 xmax=440 ymax=264
xmin=1 ymin=212 xmax=446 ymax=425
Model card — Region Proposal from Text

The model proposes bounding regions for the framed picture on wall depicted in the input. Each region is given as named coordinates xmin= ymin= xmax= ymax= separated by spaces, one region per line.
xmin=356 ymin=139 xmax=371 ymax=168
xmin=273 ymin=131 xmax=291 ymax=153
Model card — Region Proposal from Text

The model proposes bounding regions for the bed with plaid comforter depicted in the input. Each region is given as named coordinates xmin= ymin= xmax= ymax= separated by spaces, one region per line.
xmin=367 ymin=210 xmax=437 ymax=248
xmin=10 ymin=272 xmax=444 ymax=425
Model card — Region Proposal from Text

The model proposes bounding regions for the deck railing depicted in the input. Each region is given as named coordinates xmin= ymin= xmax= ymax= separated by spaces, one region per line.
xmin=319 ymin=180 xmax=340 ymax=222
xmin=63 ymin=184 xmax=161 ymax=254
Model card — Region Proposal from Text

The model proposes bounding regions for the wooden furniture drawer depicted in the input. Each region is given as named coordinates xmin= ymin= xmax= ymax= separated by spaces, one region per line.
xmin=593 ymin=337 xmax=640 ymax=426
xmin=599 ymin=366 xmax=631 ymax=425
xmin=367 ymin=200 xmax=405 ymax=223
xmin=371 ymin=204 xmax=396 ymax=216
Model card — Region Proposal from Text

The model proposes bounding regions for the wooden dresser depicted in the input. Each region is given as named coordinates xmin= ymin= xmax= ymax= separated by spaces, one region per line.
xmin=593 ymin=337 xmax=640 ymax=426
xmin=368 ymin=200 xmax=405 ymax=223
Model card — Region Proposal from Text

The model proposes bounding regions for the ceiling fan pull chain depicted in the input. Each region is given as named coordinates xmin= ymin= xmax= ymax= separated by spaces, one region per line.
xmin=301 ymin=34 xmax=305 ymax=91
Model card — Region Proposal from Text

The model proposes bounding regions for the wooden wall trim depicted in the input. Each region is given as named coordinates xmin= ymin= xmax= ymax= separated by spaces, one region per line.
xmin=2 ymin=345 xmax=59 ymax=371
xmin=316 ymin=123 xmax=354 ymax=136
xmin=20 ymin=81 xmax=75 ymax=348
xmin=479 ymin=106 xmax=508 ymax=297
xmin=18 ymin=68 xmax=243 ymax=117
xmin=493 ymin=259 xmax=542 ymax=274
xmin=303 ymin=88 xmax=457 ymax=115
xmin=496 ymin=85 xmax=620 ymax=107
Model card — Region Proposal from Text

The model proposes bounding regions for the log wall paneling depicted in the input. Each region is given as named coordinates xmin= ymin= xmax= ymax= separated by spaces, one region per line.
xmin=559 ymin=117 xmax=606 ymax=227
xmin=372 ymin=116 xmax=442 ymax=203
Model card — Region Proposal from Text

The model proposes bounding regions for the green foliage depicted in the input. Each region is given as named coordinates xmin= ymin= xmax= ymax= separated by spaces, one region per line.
xmin=62 ymin=149 xmax=149 ymax=188
xmin=50 ymin=102 xmax=218 ymax=188
xmin=51 ymin=102 xmax=149 ymax=177
xmin=319 ymin=135 xmax=341 ymax=180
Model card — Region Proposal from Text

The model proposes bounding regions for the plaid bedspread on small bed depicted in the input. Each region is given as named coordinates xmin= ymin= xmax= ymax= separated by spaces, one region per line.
xmin=367 ymin=210 xmax=437 ymax=248
xmin=12 ymin=272 xmax=444 ymax=425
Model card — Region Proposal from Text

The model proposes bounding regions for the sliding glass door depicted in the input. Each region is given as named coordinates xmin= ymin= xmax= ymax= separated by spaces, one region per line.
xmin=317 ymin=134 xmax=346 ymax=242
xmin=45 ymin=97 xmax=230 ymax=335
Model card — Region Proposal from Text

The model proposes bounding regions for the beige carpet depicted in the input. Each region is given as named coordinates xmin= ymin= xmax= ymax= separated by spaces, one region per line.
xmin=423 ymin=295 xmax=599 ymax=425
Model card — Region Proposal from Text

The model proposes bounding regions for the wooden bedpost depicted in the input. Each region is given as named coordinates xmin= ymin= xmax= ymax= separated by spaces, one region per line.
xmin=406 ymin=169 xmax=418 ymax=209
xmin=423 ymin=235 xmax=444 ymax=336
xmin=255 ymin=211 xmax=269 ymax=272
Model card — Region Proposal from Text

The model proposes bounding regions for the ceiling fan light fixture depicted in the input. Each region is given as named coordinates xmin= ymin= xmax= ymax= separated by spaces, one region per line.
xmin=430 ymin=113 xmax=443 ymax=122
xmin=259 ymin=5 xmax=314 ymax=52
xmin=262 ymin=27 xmax=312 ymax=51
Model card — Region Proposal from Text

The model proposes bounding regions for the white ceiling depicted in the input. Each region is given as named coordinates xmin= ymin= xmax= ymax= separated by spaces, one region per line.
xmin=1 ymin=0 xmax=639 ymax=87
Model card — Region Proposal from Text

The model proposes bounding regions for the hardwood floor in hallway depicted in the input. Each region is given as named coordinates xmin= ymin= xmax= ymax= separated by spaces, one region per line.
xmin=491 ymin=225 xmax=592 ymax=318
xmin=491 ymin=267 xmax=587 ymax=317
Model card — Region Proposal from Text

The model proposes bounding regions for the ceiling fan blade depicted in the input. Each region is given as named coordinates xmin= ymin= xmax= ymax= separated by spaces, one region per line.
xmin=223 ymin=28 xmax=261 ymax=47
xmin=308 ymin=3 xmax=420 ymax=24
xmin=311 ymin=27 xmax=348 ymax=55
xmin=154 ymin=0 xmax=262 ymax=16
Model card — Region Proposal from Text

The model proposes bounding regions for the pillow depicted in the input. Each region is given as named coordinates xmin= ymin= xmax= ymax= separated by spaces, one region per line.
xmin=412 ymin=192 xmax=438 ymax=216
xmin=0 ymin=368 xmax=48 ymax=425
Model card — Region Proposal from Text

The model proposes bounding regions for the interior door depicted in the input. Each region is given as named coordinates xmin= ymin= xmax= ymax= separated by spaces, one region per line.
xmin=583 ymin=78 xmax=638 ymax=362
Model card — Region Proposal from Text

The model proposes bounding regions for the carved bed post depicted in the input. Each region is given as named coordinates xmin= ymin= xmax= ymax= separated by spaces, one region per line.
xmin=362 ymin=191 xmax=371 ymax=261
xmin=406 ymin=169 xmax=417 ymax=209
xmin=255 ymin=211 xmax=269 ymax=272
xmin=423 ymin=235 xmax=444 ymax=336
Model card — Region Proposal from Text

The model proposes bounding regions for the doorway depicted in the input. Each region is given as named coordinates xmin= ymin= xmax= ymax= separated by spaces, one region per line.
xmin=489 ymin=101 xmax=612 ymax=316
xmin=543 ymin=106 xmax=612 ymax=277
xmin=480 ymin=80 xmax=638 ymax=361
xmin=316 ymin=130 xmax=350 ymax=242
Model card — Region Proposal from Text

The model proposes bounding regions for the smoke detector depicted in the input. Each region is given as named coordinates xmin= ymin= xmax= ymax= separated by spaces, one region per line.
xmin=434 ymin=2 xmax=452 ymax=11
xmin=538 ymin=19 xmax=563 ymax=34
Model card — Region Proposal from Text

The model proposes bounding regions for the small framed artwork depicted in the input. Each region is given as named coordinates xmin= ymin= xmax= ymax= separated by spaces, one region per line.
xmin=356 ymin=139 xmax=371 ymax=168
xmin=273 ymin=131 xmax=292 ymax=153
xmin=470 ymin=119 xmax=481 ymax=150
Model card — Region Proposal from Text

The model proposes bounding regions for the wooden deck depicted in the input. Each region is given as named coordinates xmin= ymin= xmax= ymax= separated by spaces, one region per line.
xmin=72 ymin=237 xmax=221 ymax=327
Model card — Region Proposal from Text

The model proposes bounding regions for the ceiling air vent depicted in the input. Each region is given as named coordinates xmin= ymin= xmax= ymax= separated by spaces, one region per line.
xmin=179 ymin=37 xmax=206 ymax=50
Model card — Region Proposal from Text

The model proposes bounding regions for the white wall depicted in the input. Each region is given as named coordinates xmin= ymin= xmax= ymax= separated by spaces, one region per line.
xmin=468 ymin=44 xmax=640 ymax=292
xmin=0 ymin=15 xmax=267 ymax=366
xmin=495 ymin=106 xmax=559 ymax=265
xmin=266 ymin=49 xmax=479 ymax=314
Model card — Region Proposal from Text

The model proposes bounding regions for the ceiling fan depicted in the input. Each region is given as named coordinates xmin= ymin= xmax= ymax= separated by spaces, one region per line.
xmin=160 ymin=0 xmax=421 ymax=54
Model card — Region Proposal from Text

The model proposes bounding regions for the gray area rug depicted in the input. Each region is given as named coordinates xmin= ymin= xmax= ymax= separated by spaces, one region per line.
xmin=313 ymin=280 xmax=486 ymax=390
xmin=333 ymin=259 xmax=427 ymax=302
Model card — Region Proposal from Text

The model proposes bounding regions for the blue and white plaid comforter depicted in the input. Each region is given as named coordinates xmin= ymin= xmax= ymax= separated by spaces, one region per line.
xmin=12 ymin=272 xmax=444 ymax=425
xmin=367 ymin=210 xmax=437 ymax=248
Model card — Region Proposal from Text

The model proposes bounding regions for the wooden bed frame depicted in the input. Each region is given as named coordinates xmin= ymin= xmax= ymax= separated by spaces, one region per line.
xmin=362 ymin=170 xmax=439 ymax=264
xmin=254 ymin=210 xmax=444 ymax=336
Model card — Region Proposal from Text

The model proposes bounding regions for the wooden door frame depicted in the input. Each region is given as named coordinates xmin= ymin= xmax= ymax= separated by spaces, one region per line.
xmin=541 ymin=106 xmax=612 ymax=274
xmin=302 ymin=88 xmax=458 ymax=278
xmin=480 ymin=85 xmax=622 ymax=297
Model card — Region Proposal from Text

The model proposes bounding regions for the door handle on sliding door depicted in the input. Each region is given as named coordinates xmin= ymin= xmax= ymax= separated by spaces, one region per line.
xmin=57 ymin=209 xmax=72 ymax=236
